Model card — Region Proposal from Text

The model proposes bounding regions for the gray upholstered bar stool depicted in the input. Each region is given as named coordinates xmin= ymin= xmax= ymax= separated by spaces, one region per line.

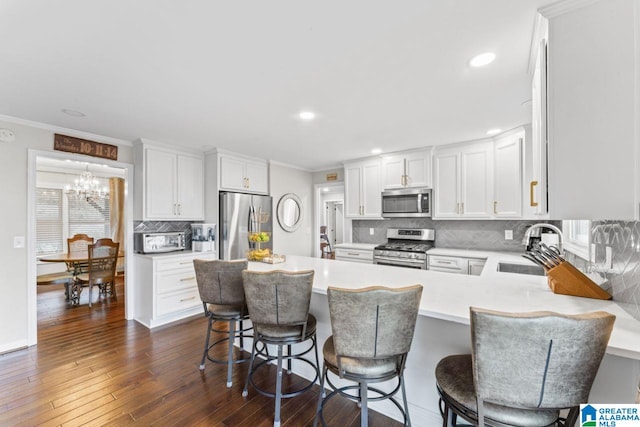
xmin=241 ymin=269 xmax=319 ymax=427
xmin=193 ymin=259 xmax=252 ymax=388
xmin=314 ymin=284 xmax=423 ymax=427
xmin=436 ymin=307 xmax=616 ymax=427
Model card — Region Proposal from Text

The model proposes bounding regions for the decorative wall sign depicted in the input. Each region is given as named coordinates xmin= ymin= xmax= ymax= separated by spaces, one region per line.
xmin=326 ymin=173 xmax=337 ymax=181
xmin=54 ymin=134 xmax=118 ymax=160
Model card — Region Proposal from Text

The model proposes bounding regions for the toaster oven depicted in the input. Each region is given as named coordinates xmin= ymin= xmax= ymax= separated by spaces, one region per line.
xmin=134 ymin=231 xmax=186 ymax=254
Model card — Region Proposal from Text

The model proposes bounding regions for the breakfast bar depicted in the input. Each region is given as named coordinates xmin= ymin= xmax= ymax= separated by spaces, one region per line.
xmin=249 ymin=254 xmax=640 ymax=426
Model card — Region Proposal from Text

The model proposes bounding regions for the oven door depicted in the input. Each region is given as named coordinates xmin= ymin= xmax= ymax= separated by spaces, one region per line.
xmin=373 ymin=256 xmax=427 ymax=269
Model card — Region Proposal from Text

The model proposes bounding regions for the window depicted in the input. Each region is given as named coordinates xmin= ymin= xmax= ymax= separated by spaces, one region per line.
xmin=36 ymin=188 xmax=63 ymax=256
xmin=36 ymin=187 xmax=110 ymax=256
xmin=68 ymin=196 xmax=110 ymax=240
xmin=562 ymin=219 xmax=591 ymax=260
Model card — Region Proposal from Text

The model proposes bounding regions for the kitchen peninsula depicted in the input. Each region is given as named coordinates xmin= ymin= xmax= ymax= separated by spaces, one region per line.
xmin=250 ymin=254 xmax=640 ymax=426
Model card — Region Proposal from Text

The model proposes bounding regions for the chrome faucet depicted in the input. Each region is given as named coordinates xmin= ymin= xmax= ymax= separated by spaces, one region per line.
xmin=522 ymin=223 xmax=564 ymax=254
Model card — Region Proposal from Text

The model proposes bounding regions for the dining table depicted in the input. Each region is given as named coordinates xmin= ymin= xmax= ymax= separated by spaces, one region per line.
xmin=39 ymin=250 xmax=125 ymax=301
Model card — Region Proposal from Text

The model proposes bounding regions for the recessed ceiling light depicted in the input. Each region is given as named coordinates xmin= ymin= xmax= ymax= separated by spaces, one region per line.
xmin=298 ymin=111 xmax=316 ymax=121
xmin=61 ymin=108 xmax=86 ymax=117
xmin=486 ymin=128 xmax=502 ymax=136
xmin=323 ymin=188 xmax=329 ymax=192
xmin=371 ymin=148 xmax=382 ymax=154
xmin=470 ymin=52 xmax=496 ymax=67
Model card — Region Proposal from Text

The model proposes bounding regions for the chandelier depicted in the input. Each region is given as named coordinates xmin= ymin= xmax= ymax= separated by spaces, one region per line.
xmin=66 ymin=166 xmax=109 ymax=202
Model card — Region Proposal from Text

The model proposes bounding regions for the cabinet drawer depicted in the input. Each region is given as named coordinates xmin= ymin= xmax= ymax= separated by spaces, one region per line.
xmin=334 ymin=248 xmax=374 ymax=263
xmin=157 ymin=269 xmax=198 ymax=294
xmin=156 ymin=257 xmax=197 ymax=272
xmin=157 ymin=288 xmax=201 ymax=317
xmin=155 ymin=253 xmax=217 ymax=272
xmin=156 ymin=289 xmax=202 ymax=316
xmin=428 ymin=255 xmax=468 ymax=273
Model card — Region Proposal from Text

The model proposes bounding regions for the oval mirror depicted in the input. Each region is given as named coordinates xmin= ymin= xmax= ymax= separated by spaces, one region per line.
xmin=277 ymin=193 xmax=303 ymax=232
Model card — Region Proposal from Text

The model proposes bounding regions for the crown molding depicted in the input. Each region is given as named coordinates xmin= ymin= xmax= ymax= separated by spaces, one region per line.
xmin=0 ymin=114 xmax=133 ymax=147
xmin=538 ymin=0 xmax=601 ymax=19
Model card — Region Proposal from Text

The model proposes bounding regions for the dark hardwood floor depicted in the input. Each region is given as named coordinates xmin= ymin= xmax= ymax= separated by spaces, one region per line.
xmin=0 ymin=279 xmax=402 ymax=426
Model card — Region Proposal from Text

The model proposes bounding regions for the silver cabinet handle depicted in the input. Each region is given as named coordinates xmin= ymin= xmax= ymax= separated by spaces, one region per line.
xmin=180 ymin=296 xmax=196 ymax=302
xmin=180 ymin=276 xmax=195 ymax=282
xmin=347 ymin=252 xmax=360 ymax=256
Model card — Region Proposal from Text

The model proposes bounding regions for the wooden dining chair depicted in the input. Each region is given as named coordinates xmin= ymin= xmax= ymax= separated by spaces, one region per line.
xmin=67 ymin=234 xmax=94 ymax=275
xmin=72 ymin=238 xmax=119 ymax=306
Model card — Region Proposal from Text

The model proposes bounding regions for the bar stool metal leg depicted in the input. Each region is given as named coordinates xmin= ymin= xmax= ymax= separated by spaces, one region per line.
xmin=226 ymin=320 xmax=236 ymax=387
xmin=200 ymin=315 xmax=213 ymax=370
xmin=360 ymin=381 xmax=368 ymax=427
xmin=274 ymin=345 xmax=284 ymax=427
xmin=242 ymin=339 xmax=258 ymax=397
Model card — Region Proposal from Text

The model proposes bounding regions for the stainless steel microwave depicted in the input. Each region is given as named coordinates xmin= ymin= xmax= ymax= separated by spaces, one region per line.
xmin=134 ymin=231 xmax=186 ymax=254
xmin=381 ymin=187 xmax=432 ymax=218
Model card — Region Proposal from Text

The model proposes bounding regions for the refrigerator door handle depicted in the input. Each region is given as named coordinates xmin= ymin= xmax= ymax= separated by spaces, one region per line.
xmin=248 ymin=205 xmax=255 ymax=248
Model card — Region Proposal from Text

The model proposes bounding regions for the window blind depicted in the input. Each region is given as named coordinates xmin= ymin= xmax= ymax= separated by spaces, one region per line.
xmin=68 ymin=195 xmax=111 ymax=240
xmin=36 ymin=188 xmax=63 ymax=256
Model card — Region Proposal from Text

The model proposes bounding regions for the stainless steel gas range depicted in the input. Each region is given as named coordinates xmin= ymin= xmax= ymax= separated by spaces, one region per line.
xmin=373 ymin=228 xmax=435 ymax=269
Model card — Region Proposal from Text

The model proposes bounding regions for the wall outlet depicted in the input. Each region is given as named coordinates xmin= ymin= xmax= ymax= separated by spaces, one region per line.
xmin=369 ymin=228 xmax=375 ymax=236
xmin=13 ymin=236 xmax=25 ymax=248
xmin=504 ymin=230 xmax=513 ymax=240
xmin=605 ymin=246 xmax=613 ymax=269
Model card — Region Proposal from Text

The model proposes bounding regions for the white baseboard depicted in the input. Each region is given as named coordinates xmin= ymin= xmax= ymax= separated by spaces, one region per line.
xmin=0 ymin=339 xmax=29 ymax=355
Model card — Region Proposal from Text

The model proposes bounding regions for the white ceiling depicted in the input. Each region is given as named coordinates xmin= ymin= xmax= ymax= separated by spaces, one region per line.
xmin=0 ymin=0 xmax=553 ymax=171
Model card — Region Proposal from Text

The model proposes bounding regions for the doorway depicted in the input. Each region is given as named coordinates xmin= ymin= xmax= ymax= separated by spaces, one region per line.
xmin=314 ymin=183 xmax=350 ymax=258
xmin=324 ymin=200 xmax=344 ymax=248
xmin=27 ymin=149 xmax=134 ymax=345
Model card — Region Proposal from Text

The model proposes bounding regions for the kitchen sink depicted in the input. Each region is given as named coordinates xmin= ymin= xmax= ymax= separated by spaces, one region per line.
xmin=496 ymin=262 xmax=546 ymax=276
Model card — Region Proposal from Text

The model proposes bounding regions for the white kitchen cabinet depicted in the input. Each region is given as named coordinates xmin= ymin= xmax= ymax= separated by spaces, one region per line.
xmin=428 ymin=254 xmax=486 ymax=275
xmin=468 ymin=259 xmax=486 ymax=276
xmin=134 ymin=251 xmax=217 ymax=328
xmin=493 ymin=130 xmax=523 ymax=218
xmin=542 ymin=0 xmax=640 ymax=219
xmin=344 ymin=159 xmax=382 ymax=218
xmin=219 ymin=153 xmax=268 ymax=194
xmin=530 ymin=32 xmax=549 ymax=217
xmin=434 ymin=142 xmax=493 ymax=219
xmin=334 ymin=247 xmax=374 ymax=264
xmin=134 ymin=142 xmax=204 ymax=221
xmin=382 ymin=148 xmax=431 ymax=189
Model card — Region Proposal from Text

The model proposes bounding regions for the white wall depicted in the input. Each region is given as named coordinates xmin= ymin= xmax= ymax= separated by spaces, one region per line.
xmin=0 ymin=118 xmax=132 ymax=353
xmin=270 ymin=163 xmax=313 ymax=256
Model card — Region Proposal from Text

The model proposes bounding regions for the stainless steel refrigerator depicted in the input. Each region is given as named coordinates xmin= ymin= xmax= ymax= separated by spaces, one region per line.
xmin=219 ymin=192 xmax=273 ymax=260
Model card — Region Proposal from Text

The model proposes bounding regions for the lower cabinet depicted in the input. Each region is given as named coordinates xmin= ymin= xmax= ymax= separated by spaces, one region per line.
xmin=134 ymin=251 xmax=218 ymax=328
xmin=428 ymin=254 xmax=486 ymax=275
xmin=334 ymin=248 xmax=374 ymax=264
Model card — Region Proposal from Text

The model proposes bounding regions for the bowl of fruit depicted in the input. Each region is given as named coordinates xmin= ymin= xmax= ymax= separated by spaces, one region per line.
xmin=246 ymin=248 xmax=271 ymax=261
xmin=249 ymin=232 xmax=270 ymax=243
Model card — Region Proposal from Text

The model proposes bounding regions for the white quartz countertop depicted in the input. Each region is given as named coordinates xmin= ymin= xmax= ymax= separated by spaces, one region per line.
xmin=333 ymin=243 xmax=378 ymax=251
xmin=249 ymin=254 xmax=640 ymax=360
xmin=134 ymin=250 xmax=217 ymax=260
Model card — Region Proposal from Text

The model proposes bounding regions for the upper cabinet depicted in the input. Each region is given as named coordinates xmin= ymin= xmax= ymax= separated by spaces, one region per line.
xmin=530 ymin=24 xmax=549 ymax=217
xmin=344 ymin=158 xmax=382 ymax=219
xmin=382 ymin=148 xmax=432 ymax=189
xmin=542 ymin=0 xmax=640 ymax=219
xmin=134 ymin=141 xmax=204 ymax=221
xmin=433 ymin=129 xmax=526 ymax=220
xmin=434 ymin=141 xmax=494 ymax=218
xmin=219 ymin=153 xmax=269 ymax=195
xmin=493 ymin=130 xmax=523 ymax=218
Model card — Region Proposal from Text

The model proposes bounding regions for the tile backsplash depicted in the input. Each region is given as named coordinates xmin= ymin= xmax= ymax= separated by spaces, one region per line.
xmin=570 ymin=220 xmax=640 ymax=321
xmin=352 ymin=218 xmax=559 ymax=252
